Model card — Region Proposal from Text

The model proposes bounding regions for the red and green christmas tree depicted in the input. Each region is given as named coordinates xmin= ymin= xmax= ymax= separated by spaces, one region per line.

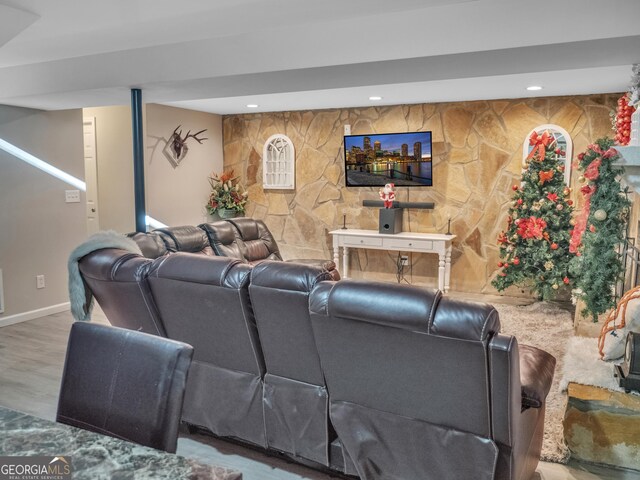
xmin=492 ymin=131 xmax=574 ymax=300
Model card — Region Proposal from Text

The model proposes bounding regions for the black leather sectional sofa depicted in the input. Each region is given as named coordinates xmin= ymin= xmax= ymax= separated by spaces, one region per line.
xmin=75 ymin=221 xmax=556 ymax=480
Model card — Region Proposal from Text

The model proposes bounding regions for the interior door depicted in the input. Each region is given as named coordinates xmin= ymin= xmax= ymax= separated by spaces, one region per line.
xmin=83 ymin=117 xmax=100 ymax=235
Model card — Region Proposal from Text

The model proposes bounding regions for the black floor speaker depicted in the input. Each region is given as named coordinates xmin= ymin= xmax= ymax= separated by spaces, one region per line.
xmin=379 ymin=208 xmax=403 ymax=234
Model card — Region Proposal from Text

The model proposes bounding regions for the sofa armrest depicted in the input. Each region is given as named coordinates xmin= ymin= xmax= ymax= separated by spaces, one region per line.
xmin=285 ymin=258 xmax=341 ymax=280
xmin=519 ymin=344 xmax=556 ymax=409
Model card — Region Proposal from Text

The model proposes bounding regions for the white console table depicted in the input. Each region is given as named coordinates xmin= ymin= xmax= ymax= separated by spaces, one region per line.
xmin=329 ymin=229 xmax=456 ymax=292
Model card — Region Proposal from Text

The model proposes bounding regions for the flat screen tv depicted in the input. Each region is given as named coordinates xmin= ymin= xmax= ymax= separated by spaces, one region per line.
xmin=344 ymin=131 xmax=433 ymax=187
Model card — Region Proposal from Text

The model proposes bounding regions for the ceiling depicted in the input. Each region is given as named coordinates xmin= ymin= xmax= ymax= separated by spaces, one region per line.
xmin=0 ymin=0 xmax=638 ymax=114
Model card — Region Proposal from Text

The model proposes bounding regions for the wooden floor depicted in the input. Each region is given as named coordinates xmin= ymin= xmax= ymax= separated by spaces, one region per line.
xmin=1 ymin=305 xmax=639 ymax=480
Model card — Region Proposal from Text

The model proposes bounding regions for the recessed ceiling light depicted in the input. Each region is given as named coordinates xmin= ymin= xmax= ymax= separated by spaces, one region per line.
xmin=246 ymin=104 xmax=259 ymax=108
xmin=369 ymin=96 xmax=383 ymax=101
xmin=526 ymin=86 xmax=543 ymax=91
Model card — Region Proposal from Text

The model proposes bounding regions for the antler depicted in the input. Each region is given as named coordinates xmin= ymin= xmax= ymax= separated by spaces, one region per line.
xmin=184 ymin=129 xmax=208 ymax=144
xmin=170 ymin=125 xmax=208 ymax=160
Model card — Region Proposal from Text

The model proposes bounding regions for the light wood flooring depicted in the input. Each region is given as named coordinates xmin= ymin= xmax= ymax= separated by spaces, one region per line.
xmin=1 ymin=303 xmax=639 ymax=480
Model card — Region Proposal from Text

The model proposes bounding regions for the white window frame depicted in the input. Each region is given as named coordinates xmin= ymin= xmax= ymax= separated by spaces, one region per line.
xmin=263 ymin=134 xmax=295 ymax=189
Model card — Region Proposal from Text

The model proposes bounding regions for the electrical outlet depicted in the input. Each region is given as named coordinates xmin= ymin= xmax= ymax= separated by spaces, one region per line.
xmin=36 ymin=274 xmax=45 ymax=289
xmin=400 ymin=255 xmax=409 ymax=266
xmin=344 ymin=124 xmax=351 ymax=135
xmin=65 ymin=190 xmax=81 ymax=203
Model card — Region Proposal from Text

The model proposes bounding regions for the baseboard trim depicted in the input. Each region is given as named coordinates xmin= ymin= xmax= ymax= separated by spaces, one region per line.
xmin=0 ymin=302 xmax=70 ymax=328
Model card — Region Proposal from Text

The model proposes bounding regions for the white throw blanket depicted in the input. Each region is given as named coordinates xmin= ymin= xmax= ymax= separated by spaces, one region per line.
xmin=68 ymin=230 xmax=142 ymax=321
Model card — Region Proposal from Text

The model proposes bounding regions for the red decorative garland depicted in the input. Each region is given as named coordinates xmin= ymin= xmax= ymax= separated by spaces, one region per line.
xmin=569 ymin=144 xmax=608 ymax=253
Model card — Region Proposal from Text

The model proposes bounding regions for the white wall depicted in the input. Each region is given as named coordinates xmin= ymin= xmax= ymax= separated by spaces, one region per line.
xmin=145 ymin=104 xmax=223 ymax=226
xmin=83 ymin=106 xmax=135 ymax=233
xmin=0 ymin=106 xmax=85 ymax=318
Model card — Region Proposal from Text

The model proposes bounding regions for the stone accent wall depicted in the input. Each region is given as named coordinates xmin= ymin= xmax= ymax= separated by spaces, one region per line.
xmin=223 ymin=95 xmax=618 ymax=296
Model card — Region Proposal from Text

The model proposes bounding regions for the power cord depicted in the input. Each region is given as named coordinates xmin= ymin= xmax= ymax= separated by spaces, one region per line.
xmin=396 ymin=252 xmax=412 ymax=284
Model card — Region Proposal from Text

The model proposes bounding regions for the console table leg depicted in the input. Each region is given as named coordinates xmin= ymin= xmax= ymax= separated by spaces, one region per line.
xmin=438 ymin=254 xmax=445 ymax=291
xmin=444 ymin=246 xmax=452 ymax=293
xmin=333 ymin=244 xmax=340 ymax=273
xmin=343 ymin=247 xmax=349 ymax=279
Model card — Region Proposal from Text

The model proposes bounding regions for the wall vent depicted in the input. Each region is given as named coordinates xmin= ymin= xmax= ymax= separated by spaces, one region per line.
xmin=0 ymin=268 xmax=4 ymax=313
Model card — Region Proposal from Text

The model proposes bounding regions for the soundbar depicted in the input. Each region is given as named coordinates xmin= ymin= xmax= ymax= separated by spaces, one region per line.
xmin=362 ymin=200 xmax=435 ymax=209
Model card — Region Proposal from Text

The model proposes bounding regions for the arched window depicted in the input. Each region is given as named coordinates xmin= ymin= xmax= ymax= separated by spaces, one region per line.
xmin=523 ymin=124 xmax=573 ymax=185
xmin=263 ymin=134 xmax=295 ymax=189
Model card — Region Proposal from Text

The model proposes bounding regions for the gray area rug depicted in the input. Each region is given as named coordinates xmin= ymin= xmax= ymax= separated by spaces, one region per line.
xmin=492 ymin=302 xmax=574 ymax=464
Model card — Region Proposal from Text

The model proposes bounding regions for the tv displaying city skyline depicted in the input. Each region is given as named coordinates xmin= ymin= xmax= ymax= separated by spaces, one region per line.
xmin=344 ymin=131 xmax=433 ymax=187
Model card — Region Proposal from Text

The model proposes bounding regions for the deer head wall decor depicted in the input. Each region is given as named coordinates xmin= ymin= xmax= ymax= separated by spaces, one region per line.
xmin=168 ymin=125 xmax=208 ymax=164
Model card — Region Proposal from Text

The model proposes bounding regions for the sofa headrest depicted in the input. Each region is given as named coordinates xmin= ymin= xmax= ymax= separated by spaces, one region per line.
xmin=78 ymin=249 xmax=152 ymax=282
xmin=227 ymin=218 xmax=282 ymax=262
xmin=431 ymin=297 xmax=500 ymax=341
xmin=147 ymin=252 xmax=250 ymax=289
xmin=127 ymin=232 xmax=168 ymax=259
xmin=309 ymin=280 xmax=499 ymax=341
xmin=199 ymin=221 xmax=247 ymax=261
xmin=250 ymin=261 xmax=333 ymax=293
xmin=310 ymin=280 xmax=442 ymax=333
xmin=154 ymin=226 xmax=210 ymax=254
xmin=200 ymin=221 xmax=238 ymax=246
xmin=227 ymin=217 xmax=260 ymax=240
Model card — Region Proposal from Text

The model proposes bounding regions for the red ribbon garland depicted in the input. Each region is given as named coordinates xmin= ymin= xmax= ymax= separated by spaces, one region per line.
xmin=526 ymin=131 xmax=553 ymax=161
xmin=569 ymin=157 xmax=602 ymax=254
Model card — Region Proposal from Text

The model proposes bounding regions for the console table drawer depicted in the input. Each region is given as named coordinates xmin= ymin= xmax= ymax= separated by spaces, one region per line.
xmin=343 ymin=236 xmax=383 ymax=247
xmin=383 ymin=238 xmax=433 ymax=251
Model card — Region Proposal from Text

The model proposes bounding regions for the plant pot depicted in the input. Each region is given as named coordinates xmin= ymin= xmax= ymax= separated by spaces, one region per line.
xmin=218 ymin=208 xmax=239 ymax=219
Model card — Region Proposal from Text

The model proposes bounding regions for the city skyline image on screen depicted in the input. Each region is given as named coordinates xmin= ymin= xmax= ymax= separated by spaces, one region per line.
xmin=344 ymin=131 xmax=433 ymax=187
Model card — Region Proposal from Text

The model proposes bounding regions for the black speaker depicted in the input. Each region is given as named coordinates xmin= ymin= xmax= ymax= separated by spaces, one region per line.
xmin=379 ymin=208 xmax=403 ymax=234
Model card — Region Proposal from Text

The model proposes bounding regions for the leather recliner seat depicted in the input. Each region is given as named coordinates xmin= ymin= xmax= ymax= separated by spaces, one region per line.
xmin=309 ymin=279 xmax=556 ymax=480
xmin=146 ymin=253 xmax=267 ymax=448
xmin=249 ymin=261 xmax=337 ymax=467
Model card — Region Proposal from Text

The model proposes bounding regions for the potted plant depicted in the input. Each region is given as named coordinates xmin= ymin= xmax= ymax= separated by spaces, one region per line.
xmin=206 ymin=170 xmax=248 ymax=219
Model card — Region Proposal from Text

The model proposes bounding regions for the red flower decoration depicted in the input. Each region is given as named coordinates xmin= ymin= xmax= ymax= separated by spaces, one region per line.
xmin=517 ymin=216 xmax=547 ymax=240
xmin=513 ymin=258 xmax=520 ymax=265
xmin=546 ymin=193 xmax=558 ymax=202
xmin=563 ymin=277 xmax=570 ymax=284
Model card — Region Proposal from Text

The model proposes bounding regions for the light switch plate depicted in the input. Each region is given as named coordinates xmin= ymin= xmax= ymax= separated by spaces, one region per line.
xmin=344 ymin=125 xmax=351 ymax=136
xmin=65 ymin=190 xmax=80 ymax=203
